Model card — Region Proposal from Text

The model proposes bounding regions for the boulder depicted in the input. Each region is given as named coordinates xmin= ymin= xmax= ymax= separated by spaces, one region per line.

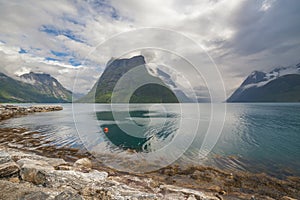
xmin=45 ymin=170 xmax=108 ymax=190
xmin=0 ymin=161 xmax=20 ymax=178
xmin=17 ymin=158 xmax=54 ymax=185
xmin=73 ymin=158 xmax=92 ymax=169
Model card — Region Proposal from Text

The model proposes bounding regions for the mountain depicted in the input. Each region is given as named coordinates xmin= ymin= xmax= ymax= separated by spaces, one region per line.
xmin=79 ymin=55 xmax=179 ymax=103
xmin=154 ymin=68 xmax=196 ymax=102
xmin=227 ymin=64 xmax=300 ymax=102
xmin=146 ymin=65 xmax=209 ymax=102
xmin=0 ymin=72 xmax=72 ymax=103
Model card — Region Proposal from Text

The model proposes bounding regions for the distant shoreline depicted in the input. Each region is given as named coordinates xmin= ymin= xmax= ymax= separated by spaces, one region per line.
xmin=0 ymin=104 xmax=63 ymax=121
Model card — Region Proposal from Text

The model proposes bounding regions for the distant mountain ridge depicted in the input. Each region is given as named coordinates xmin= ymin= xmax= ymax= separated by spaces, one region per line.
xmin=0 ymin=72 xmax=72 ymax=103
xmin=79 ymin=55 xmax=179 ymax=103
xmin=20 ymin=72 xmax=72 ymax=102
xmin=227 ymin=63 xmax=300 ymax=102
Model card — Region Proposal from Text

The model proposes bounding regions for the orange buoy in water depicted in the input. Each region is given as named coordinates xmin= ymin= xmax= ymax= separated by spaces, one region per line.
xmin=103 ymin=127 xmax=109 ymax=133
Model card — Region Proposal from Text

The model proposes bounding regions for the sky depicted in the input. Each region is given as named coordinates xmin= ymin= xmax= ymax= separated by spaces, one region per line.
xmin=0 ymin=0 xmax=300 ymax=99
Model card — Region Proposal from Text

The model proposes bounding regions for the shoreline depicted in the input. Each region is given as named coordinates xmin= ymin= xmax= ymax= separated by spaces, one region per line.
xmin=0 ymin=145 xmax=224 ymax=200
xmin=1 ymin=141 xmax=299 ymax=200
xmin=0 ymin=104 xmax=63 ymax=121
xmin=0 ymin=105 xmax=299 ymax=199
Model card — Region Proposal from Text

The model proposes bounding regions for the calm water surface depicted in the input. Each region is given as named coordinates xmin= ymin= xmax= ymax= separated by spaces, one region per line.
xmin=1 ymin=103 xmax=299 ymax=176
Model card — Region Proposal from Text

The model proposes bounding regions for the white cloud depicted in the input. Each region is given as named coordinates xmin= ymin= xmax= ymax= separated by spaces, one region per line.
xmin=0 ymin=0 xmax=299 ymax=99
xmin=0 ymin=42 xmax=98 ymax=94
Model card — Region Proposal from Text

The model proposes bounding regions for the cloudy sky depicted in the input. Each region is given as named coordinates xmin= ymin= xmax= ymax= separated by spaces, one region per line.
xmin=0 ymin=0 xmax=299 ymax=99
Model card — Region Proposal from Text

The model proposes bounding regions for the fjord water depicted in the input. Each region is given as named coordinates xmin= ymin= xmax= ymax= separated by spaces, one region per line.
xmin=0 ymin=103 xmax=299 ymax=177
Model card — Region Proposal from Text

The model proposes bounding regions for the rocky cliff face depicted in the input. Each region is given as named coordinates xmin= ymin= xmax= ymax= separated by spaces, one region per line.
xmin=80 ymin=55 xmax=179 ymax=103
xmin=227 ymin=64 xmax=300 ymax=102
xmin=0 ymin=72 xmax=72 ymax=103
xmin=20 ymin=72 xmax=72 ymax=102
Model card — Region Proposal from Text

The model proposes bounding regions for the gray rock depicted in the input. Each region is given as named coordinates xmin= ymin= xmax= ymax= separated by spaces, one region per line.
xmin=74 ymin=158 xmax=92 ymax=169
xmin=10 ymin=150 xmax=67 ymax=167
xmin=55 ymin=164 xmax=73 ymax=171
xmin=17 ymin=158 xmax=54 ymax=185
xmin=81 ymin=186 xmax=113 ymax=200
xmin=54 ymin=191 xmax=83 ymax=200
xmin=17 ymin=158 xmax=53 ymax=169
xmin=160 ymin=185 xmax=210 ymax=200
xmin=45 ymin=158 xmax=67 ymax=167
xmin=19 ymin=191 xmax=50 ymax=200
xmin=0 ymin=151 xmax=12 ymax=164
xmin=0 ymin=147 xmax=221 ymax=200
xmin=20 ymin=168 xmax=47 ymax=185
xmin=0 ymin=161 xmax=20 ymax=178
xmin=45 ymin=169 xmax=108 ymax=190
xmin=91 ymin=179 xmax=160 ymax=200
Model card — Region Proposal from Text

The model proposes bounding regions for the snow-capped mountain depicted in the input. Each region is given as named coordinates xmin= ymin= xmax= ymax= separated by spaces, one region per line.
xmin=242 ymin=64 xmax=300 ymax=88
xmin=227 ymin=63 xmax=300 ymax=102
xmin=0 ymin=72 xmax=72 ymax=103
xmin=146 ymin=64 xmax=207 ymax=102
xmin=19 ymin=72 xmax=72 ymax=102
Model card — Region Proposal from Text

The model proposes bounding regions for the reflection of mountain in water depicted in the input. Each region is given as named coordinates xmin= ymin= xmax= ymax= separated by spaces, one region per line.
xmin=97 ymin=110 xmax=179 ymax=152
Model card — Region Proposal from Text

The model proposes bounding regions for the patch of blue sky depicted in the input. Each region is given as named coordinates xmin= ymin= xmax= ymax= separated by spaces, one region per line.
xmin=18 ymin=48 xmax=27 ymax=54
xmin=45 ymin=57 xmax=61 ymax=62
xmin=51 ymin=50 xmax=69 ymax=57
xmin=30 ymin=47 xmax=42 ymax=51
xmin=40 ymin=25 xmax=85 ymax=43
xmin=69 ymin=58 xmax=81 ymax=66
xmin=62 ymin=14 xmax=85 ymax=26
xmin=86 ymin=0 xmax=121 ymax=20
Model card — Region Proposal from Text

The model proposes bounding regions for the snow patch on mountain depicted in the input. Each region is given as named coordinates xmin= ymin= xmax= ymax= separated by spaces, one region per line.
xmin=241 ymin=64 xmax=300 ymax=90
xmin=145 ymin=63 xmax=198 ymax=102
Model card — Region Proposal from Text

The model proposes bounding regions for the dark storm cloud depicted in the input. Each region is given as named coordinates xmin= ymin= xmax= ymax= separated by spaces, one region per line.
xmin=224 ymin=0 xmax=300 ymax=57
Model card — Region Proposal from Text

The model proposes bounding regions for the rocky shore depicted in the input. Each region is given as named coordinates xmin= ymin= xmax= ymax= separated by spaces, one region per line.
xmin=0 ymin=146 xmax=298 ymax=200
xmin=0 ymin=146 xmax=223 ymax=200
xmin=0 ymin=104 xmax=63 ymax=121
